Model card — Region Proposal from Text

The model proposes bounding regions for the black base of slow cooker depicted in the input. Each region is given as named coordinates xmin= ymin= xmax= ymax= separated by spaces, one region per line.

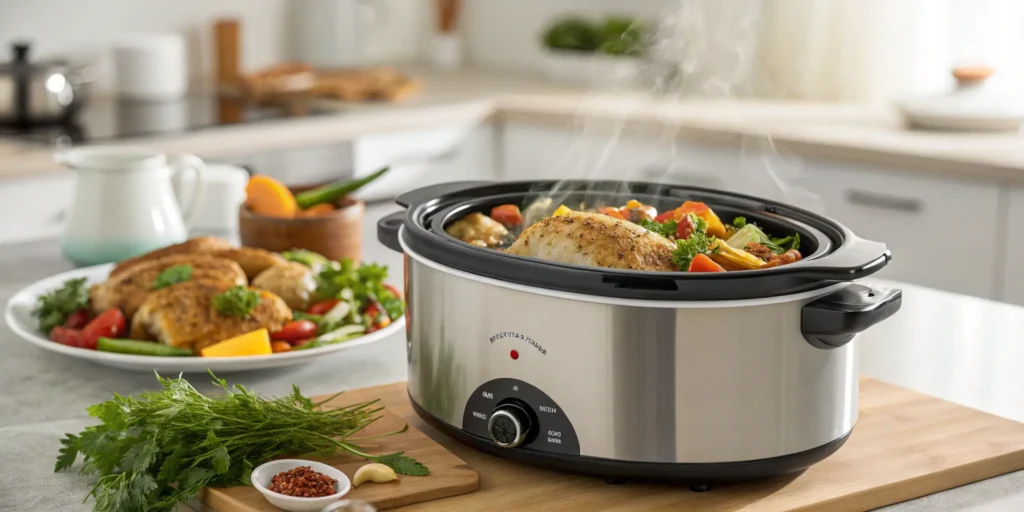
xmin=410 ymin=394 xmax=852 ymax=486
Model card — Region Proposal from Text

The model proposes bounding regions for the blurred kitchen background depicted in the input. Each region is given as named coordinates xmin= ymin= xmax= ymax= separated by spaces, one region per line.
xmin=2 ymin=0 xmax=1023 ymax=304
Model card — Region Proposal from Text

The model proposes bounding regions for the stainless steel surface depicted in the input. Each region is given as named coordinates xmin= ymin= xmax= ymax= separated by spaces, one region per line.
xmin=404 ymin=251 xmax=858 ymax=464
xmin=487 ymin=407 xmax=527 ymax=448
xmin=0 ymin=42 xmax=90 ymax=123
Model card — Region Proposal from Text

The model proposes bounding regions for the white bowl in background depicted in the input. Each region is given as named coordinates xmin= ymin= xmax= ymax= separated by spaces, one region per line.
xmin=541 ymin=49 xmax=642 ymax=87
xmin=251 ymin=459 xmax=352 ymax=512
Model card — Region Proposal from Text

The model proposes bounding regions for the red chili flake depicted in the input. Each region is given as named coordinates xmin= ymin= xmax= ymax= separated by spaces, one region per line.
xmin=268 ymin=466 xmax=338 ymax=498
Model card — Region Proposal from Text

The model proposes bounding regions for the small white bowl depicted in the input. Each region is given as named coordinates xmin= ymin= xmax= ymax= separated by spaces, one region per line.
xmin=251 ymin=459 xmax=352 ymax=512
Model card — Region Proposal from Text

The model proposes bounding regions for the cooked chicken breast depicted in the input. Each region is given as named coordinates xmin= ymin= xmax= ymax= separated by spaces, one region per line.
xmin=91 ymin=255 xmax=246 ymax=319
xmin=212 ymin=248 xmax=286 ymax=280
xmin=130 ymin=280 xmax=292 ymax=352
xmin=506 ymin=211 xmax=677 ymax=271
xmin=445 ymin=212 xmax=509 ymax=247
xmin=251 ymin=262 xmax=315 ymax=311
xmin=109 ymin=237 xmax=235 ymax=278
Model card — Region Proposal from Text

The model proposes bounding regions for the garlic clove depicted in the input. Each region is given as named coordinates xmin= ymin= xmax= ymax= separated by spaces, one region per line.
xmin=352 ymin=463 xmax=398 ymax=487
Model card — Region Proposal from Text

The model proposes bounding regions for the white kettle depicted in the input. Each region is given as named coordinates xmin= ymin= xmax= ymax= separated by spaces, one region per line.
xmin=58 ymin=146 xmax=205 ymax=266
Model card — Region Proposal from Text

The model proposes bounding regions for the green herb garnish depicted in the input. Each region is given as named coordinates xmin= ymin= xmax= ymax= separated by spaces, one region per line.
xmin=314 ymin=260 xmax=404 ymax=321
xmin=637 ymin=218 xmax=678 ymax=238
xmin=732 ymin=216 xmax=747 ymax=228
xmin=54 ymin=372 xmax=428 ymax=512
xmin=212 ymin=286 xmax=261 ymax=318
xmin=32 ymin=277 xmax=90 ymax=334
xmin=153 ymin=265 xmax=192 ymax=290
xmin=671 ymin=214 xmax=716 ymax=270
xmin=768 ymin=233 xmax=801 ymax=253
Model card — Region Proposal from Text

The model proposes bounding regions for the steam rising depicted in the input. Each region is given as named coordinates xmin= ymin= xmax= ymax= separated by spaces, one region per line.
xmin=541 ymin=0 xmax=824 ymax=214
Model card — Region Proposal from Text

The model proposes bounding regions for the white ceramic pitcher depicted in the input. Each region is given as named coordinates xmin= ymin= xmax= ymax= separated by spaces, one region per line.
xmin=58 ymin=147 xmax=205 ymax=266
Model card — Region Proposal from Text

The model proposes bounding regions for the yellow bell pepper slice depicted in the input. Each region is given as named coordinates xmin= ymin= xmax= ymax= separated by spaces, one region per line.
xmin=552 ymin=205 xmax=573 ymax=217
xmin=709 ymin=239 xmax=765 ymax=271
xmin=200 ymin=328 xmax=272 ymax=357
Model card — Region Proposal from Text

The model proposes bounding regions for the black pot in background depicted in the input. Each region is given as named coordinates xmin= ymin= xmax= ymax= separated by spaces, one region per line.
xmin=0 ymin=41 xmax=91 ymax=126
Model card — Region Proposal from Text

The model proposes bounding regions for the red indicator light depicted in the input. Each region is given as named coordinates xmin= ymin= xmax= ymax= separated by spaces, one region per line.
xmin=510 ymin=350 xmax=519 ymax=360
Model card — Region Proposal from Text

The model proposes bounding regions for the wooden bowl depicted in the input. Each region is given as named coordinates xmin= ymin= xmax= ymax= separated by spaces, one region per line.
xmin=238 ymin=196 xmax=365 ymax=262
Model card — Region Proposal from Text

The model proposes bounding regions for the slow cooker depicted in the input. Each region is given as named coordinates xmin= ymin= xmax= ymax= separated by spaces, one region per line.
xmin=377 ymin=180 xmax=902 ymax=484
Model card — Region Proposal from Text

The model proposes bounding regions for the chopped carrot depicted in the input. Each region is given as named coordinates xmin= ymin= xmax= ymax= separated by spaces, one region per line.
xmin=245 ymin=175 xmax=298 ymax=218
xmin=598 ymin=207 xmax=626 ymax=220
xmin=271 ymin=340 xmax=292 ymax=353
xmin=301 ymin=203 xmax=336 ymax=217
xmin=688 ymin=253 xmax=726 ymax=273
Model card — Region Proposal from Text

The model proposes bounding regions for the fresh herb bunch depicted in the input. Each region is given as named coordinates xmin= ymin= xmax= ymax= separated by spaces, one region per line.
xmin=152 ymin=265 xmax=192 ymax=290
xmin=55 ymin=372 xmax=427 ymax=512
xmin=671 ymin=214 xmax=717 ymax=270
xmin=314 ymin=259 xmax=404 ymax=320
xmin=32 ymin=277 xmax=90 ymax=333
xmin=212 ymin=286 xmax=261 ymax=318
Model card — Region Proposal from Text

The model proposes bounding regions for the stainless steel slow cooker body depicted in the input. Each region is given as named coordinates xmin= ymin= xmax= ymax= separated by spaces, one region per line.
xmin=379 ymin=180 xmax=902 ymax=483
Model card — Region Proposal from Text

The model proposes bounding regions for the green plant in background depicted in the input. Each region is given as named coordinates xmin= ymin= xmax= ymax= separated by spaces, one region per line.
xmin=542 ymin=17 xmax=600 ymax=52
xmin=542 ymin=15 xmax=648 ymax=57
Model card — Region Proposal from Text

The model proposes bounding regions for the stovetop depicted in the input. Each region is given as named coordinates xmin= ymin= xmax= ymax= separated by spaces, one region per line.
xmin=0 ymin=94 xmax=336 ymax=147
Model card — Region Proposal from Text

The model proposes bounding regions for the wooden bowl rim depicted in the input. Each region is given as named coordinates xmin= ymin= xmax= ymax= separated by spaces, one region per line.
xmin=239 ymin=197 xmax=366 ymax=224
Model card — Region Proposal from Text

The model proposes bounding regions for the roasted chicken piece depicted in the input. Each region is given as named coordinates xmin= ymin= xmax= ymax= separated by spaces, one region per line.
xmin=251 ymin=262 xmax=316 ymax=311
xmin=129 ymin=280 xmax=292 ymax=353
xmin=506 ymin=211 xmax=677 ymax=271
xmin=212 ymin=248 xmax=287 ymax=280
xmin=109 ymin=237 xmax=234 ymax=278
xmin=445 ymin=212 xmax=509 ymax=247
xmin=91 ymin=255 xmax=246 ymax=320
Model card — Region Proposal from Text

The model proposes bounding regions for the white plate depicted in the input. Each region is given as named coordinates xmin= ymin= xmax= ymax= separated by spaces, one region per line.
xmin=3 ymin=263 xmax=404 ymax=373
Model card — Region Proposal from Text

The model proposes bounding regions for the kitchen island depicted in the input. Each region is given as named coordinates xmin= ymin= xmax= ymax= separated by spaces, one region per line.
xmin=1 ymin=203 xmax=1023 ymax=511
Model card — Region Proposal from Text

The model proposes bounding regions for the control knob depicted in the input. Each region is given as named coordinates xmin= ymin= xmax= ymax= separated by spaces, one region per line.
xmin=487 ymin=403 xmax=532 ymax=448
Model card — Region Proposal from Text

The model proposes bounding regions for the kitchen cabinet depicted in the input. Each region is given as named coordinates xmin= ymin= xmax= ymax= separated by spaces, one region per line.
xmin=352 ymin=123 xmax=496 ymax=202
xmin=795 ymin=159 xmax=1002 ymax=299
xmin=500 ymin=121 xmax=799 ymax=200
xmin=0 ymin=173 xmax=75 ymax=245
xmin=1000 ymin=189 xmax=1024 ymax=305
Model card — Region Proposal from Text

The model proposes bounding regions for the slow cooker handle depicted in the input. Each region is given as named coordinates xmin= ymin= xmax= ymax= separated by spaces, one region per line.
xmin=377 ymin=211 xmax=406 ymax=252
xmin=395 ymin=180 xmax=492 ymax=208
xmin=801 ymin=283 xmax=902 ymax=349
xmin=797 ymin=234 xmax=891 ymax=280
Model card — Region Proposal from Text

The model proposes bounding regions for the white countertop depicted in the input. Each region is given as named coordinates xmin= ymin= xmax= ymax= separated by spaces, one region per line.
xmin=3 ymin=67 xmax=1024 ymax=183
xmin=0 ymin=202 xmax=1023 ymax=510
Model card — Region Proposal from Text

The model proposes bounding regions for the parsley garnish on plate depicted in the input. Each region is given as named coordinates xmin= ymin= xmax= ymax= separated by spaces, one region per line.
xmin=32 ymin=277 xmax=89 ymax=333
xmin=153 ymin=264 xmax=193 ymax=289
xmin=54 ymin=372 xmax=428 ymax=512
xmin=213 ymin=286 xmax=261 ymax=318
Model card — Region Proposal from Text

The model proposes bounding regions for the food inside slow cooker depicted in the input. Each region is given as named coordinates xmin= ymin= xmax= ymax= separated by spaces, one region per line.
xmin=444 ymin=199 xmax=803 ymax=272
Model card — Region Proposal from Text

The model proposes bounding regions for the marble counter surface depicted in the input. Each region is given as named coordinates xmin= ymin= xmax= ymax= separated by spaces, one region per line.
xmin=3 ymin=68 xmax=1024 ymax=183
xmin=1 ymin=204 xmax=1023 ymax=511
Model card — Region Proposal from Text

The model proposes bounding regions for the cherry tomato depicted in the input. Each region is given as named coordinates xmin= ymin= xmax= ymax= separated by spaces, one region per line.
xmin=271 ymin=341 xmax=292 ymax=353
xmin=383 ymin=284 xmax=402 ymax=299
xmin=63 ymin=309 xmax=91 ymax=330
xmin=490 ymin=204 xmax=523 ymax=228
xmin=80 ymin=308 xmax=126 ymax=350
xmin=270 ymin=320 xmax=318 ymax=342
xmin=364 ymin=302 xmax=386 ymax=323
xmin=675 ymin=215 xmax=695 ymax=239
xmin=307 ymin=299 xmax=340 ymax=315
xmin=366 ymin=324 xmax=381 ymax=334
xmin=51 ymin=327 xmax=83 ymax=348
xmin=292 ymin=338 xmax=315 ymax=348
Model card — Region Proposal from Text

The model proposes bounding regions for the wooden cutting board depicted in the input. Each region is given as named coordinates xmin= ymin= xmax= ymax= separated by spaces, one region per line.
xmin=201 ymin=378 xmax=1024 ymax=512
xmin=200 ymin=390 xmax=480 ymax=511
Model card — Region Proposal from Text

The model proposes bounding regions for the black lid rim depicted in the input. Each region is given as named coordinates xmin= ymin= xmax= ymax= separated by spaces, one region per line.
xmin=391 ymin=180 xmax=892 ymax=301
